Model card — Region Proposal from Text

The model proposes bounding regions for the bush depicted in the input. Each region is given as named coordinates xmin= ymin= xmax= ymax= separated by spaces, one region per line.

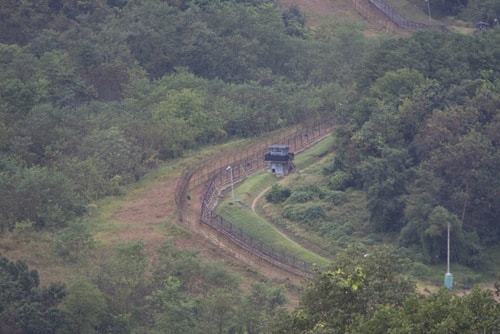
xmin=286 ymin=190 xmax=315 ymax=204
xmin=325 ymin=190 xmax=349 ymax=205
xmin=410 ymin=262 xmax=432 ymax=279
xmin=328 ymin=171 xmax=353 ymax=191
xmin=265 ymin=184 xmax=291 ymax=203
xmin=282 ymin=204 xmax=326 ymax=226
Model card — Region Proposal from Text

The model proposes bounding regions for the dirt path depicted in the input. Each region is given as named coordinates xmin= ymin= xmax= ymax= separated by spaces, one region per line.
xmin=107 ymin=0 xmax=398 ymax=251
xmin=251 ymin=185 xmax=302 ymax=248
xmin=105 ymin=0 xmax=402 ymax=285
xmin=251 ymin=186 xmax=271 ymax=213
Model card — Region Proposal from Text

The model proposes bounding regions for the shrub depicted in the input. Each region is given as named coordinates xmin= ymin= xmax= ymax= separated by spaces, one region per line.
xmin=325 ymin=190 xmax=349 ymax=205
xmin=409 ymin=262 xmax=432 ymax=279
xmin=282 ymin=204 xmax=326 ymax=226
xmin=286 ymin=190 xmax=315 ymax=204
xmin=265 ymin=184 xmax=291 ymax=203
xmin=328 ymin=171 xmax=353 ymax=191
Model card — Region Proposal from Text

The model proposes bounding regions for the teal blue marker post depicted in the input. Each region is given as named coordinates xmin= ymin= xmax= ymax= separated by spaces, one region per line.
xmin=444 ymin=272 xmax=453 ymax=290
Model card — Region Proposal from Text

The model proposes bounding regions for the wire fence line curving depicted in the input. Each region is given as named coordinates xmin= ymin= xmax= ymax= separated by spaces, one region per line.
xmin=175 ymin=117 xmax=336 ymax=276
xmin=350 ymin=0 xmax=448 ymax=32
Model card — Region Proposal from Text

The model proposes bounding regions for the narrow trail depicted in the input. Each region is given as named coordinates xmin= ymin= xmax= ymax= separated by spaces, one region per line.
xmin=251 ymin=186 xmax=270 ymax=213
xmin=251 ymin=185 xmax=301 ymax=247
xmin=106 ymin=0 xmax=406 ymax=283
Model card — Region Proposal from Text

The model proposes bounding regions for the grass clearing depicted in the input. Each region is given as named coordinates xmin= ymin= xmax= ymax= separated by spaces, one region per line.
xmin=215 ymin=131 xmax=500 ymax=289
xmin=383 ymin=0 xmax=480 ymax=31
xmin=383 ymin=0 xmax=432 ymax=23
xmin=294 ymin=135 xmax=336 ymax=170
xmin=218 ymin=171 xmax=330 ymax=266
xmin=215 ymin=136 xmax=339 ymax=267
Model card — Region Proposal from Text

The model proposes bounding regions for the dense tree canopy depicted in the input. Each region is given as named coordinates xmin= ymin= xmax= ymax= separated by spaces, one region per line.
xmin=270 ymin=247 xmax=500 ymax=333
xmin=1 ymin=0 xmax=500 ymax=332
xmin=327 ymin=29 xmax=500 ymax=267
xmin=0 ymin=0 xmax=346 ymax=231
xmin=0 ymin=257 xmax=66 ymax=333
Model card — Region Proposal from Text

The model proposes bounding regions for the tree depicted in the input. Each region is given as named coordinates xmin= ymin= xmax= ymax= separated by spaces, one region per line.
xmin=433 ymin=0 xmax=468 ymax=15
xmin=122 ymin=0 xmax=180 ymax=78
xmin=357 ymin=149 xmax=410 ymax=232
xmin=79 ymin=127 xmax=142 ymax=182
xmin=93 ymin=241 xmax=149 ymax=316
xmin=62 ymin=279 xmax=107 ymax=334
xmin=37 ymin=50 xmax=94 ymax=107
xmin=8 ymin=166 xmax=83 ymax=229
xmin=352 ymin=288 xmax=500 ymax=333
xmin=271 ymin=246 xmax=415 ymax=333
xmin=145 ymin=277 xmax=198 ymax=334
xmin=0 ymin=257 xmax=66 ymax=333
xmin=241 ymin=282 xmax=286 ymax=334
xmin=282 ymin=5 xmax=306 ymax=38
xmin=198 ymin=288 xmax=241 ymax=334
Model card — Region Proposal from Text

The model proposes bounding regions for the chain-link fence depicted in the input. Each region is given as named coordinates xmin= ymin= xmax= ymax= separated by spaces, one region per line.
xmin=350 ymin=0 xmax=448 ymax=32
xmin=175 ymin=117 xmax=336 ymax=276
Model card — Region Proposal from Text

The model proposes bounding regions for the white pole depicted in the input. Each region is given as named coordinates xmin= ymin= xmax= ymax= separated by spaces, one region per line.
xmin=447 ymin=222 xmax=450 ymax=274
xmin=444 ymin=221 xmax=453 ymax=290
xmin=426 ymin=0 xmax=432 ymax=23
xmin=226 ymin=166 xmax=234 ymax=201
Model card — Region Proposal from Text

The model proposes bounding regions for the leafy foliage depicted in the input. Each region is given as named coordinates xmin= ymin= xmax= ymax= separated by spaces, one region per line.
xmin=1 ymin=0 xmax=500 ymax=332
xmin=282 ymin=204 xmax=326 ymax=226
xmin=0 ymin=257 xmax=66 ymax=333
xmin=332 ymin=30 xmax=500 ymax=266
xmin=0 ymin=0 xmax=352 ymax=236
xmin=265 ymin=184 xmax=291 ymax=203
xmin=271 ymin=246 xmax=415 ymax=333
xmin=351 ymin=288 xmax=500 ymax=333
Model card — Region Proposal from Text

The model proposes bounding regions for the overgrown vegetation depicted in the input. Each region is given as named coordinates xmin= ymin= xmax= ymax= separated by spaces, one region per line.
xmin=1 ymin=0 xmax=499 ymax=332
xmin=271 ymin=246 xmax=500 ymax=333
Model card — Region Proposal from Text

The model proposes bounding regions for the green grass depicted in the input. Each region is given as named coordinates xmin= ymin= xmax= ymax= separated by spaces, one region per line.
xmin=383 ymin=0 xmax=479 ymax=32
xmin=384 ymin=0 xmax=433 ymax=24
xmin=218 ymin=131 xmax=500 ymax=289
xmin=217 ymin=171 xmax=331 ymax=267
xmin=215 ymin=136 xmax=340 ymax=267
xmin=294 ymin=135 xmax=336 ymax=171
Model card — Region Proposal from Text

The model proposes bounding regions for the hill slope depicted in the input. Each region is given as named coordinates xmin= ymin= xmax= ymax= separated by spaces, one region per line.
xmin=276 ymin=0 xmax=408 ymax=34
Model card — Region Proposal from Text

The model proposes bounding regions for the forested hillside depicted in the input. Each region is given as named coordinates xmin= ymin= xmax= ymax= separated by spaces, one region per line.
xmin=1 ymin=0 xmax=500 ymax=333
xmin=0 ymin=0 xmax=347 ymax=230
xmin=335 ymin=30 xmax=500 ymax=268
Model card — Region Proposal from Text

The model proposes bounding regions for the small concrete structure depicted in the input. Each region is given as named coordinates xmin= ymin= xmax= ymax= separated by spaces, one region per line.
xmin=264 ymin=145 xmax=294 ymax=177
xmin=474 ymin=22 xmax=490 ymax=30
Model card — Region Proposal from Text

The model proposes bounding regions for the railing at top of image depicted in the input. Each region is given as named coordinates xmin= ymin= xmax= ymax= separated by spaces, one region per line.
xmin=367 ymin=0 xmax=448 ymax=31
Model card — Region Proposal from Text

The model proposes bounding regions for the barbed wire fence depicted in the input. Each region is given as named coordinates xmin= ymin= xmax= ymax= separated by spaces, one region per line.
xmin=350 ymin=0 xmax=448 ymax=32
xmin=174 ymin=117 xmax=336 ymax=277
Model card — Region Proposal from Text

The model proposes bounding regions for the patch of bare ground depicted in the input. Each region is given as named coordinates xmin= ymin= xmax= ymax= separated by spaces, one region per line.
xmin=106 ymin=0 xmax=410 ymax=301
xmin=105 ymin=175 xmax=303 ymax=306
xmin=104 ymin=126 xmax=322 ymax=309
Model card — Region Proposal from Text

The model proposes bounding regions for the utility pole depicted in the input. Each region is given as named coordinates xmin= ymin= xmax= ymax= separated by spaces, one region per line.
xmin=425 ymin=0 xmax=432 ymax=23
xmin=444 ymin=221 xmax=453 ymax=290
xmin=226 ymin=166 xmax=234 ymax=202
